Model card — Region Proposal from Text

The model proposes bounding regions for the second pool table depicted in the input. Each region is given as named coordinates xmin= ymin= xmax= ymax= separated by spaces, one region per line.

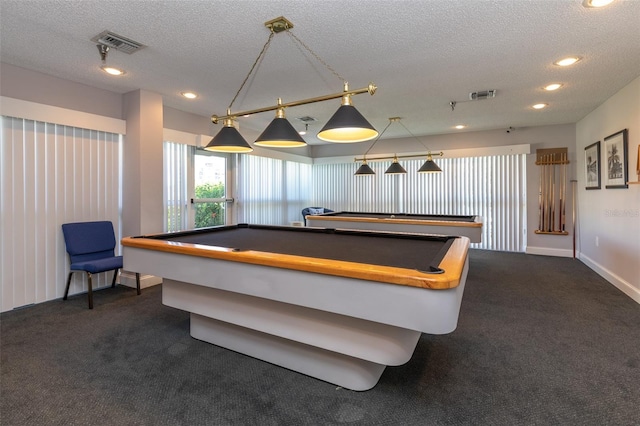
xmin=122 ymin=224 xmax=470 ymax=391
xmin=306 ymin=211 xmax=483 ymax=243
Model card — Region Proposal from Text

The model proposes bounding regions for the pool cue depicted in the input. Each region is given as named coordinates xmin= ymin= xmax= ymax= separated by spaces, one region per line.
xmin=561 ymin=153 xmax=566 ymax=232
xmin=548 ymin=155 xmax=553 ymax=231
xmin=541 ymin=155 xmax=547 ymax=231
xmin=558 ymin=153 xmax=563 ymax=232
xmin=637 ymin=143 xmax=640 ymax=180
xmin=545 ymin=155 xmax=550 ymax=231
xmin=551 ymin=154 xmax=556 ymax=231
xmin=571 ymin=179 xmax=577 ymax=258
xmin=538 ymin=155 xmax=543 ymax=231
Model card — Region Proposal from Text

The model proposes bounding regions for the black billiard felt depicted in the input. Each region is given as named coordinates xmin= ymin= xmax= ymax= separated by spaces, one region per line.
xmin=146 ymin=224 xmax=456 ymax=273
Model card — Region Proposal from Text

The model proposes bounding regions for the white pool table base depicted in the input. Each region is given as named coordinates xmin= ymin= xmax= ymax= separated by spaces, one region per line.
xmin=192 ymin=314 xmax=387 ymax=391
xmin=164 ymin=278 xmax=423 ymax=390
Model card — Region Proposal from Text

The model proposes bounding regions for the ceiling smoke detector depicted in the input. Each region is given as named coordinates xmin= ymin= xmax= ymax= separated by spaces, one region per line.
xmin=91 ymin=30 xmax=146 ymax=54
xmin=469 ymin=90 xmax=497 ymax=101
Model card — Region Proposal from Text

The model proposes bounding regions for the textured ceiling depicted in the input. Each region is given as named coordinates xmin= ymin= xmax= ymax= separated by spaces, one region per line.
xmin=1 ymin=0 xmax=639 ymax=145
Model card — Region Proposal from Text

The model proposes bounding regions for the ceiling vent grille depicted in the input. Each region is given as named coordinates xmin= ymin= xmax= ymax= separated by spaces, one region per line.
xmin=469 ymin=90 xmax=497 ymax=101
xmin=91 ymin=30 xmax=146 ymax=54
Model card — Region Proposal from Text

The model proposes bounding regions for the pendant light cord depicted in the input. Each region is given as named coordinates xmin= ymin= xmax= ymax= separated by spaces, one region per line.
xmin=362 ymin=120 xmax=394 ymax=159
xmin=285 ymin=30 xmax=345 ymax=83
xmin=398 ymin=120 xmax=433 ymax=153
xmin=227 ymin=31 xmax=276 ymax=111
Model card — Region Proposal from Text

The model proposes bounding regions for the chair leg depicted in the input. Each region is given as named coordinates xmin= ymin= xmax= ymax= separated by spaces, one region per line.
xmin=64 ymin=272 xmax=74 ymax=300
xmin=136 ymin=273 xmax=141 ymax=295
xmin=86 ymin=272 xmax=94 ymax=309
xmin=111 ymin=268 xmax=119 ymax=288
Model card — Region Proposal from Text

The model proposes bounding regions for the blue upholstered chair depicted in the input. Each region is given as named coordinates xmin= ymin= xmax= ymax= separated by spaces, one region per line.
xmin=301 ymin=207 xmax=334 ymax=226
xmin=62 ymin=221 xmax=140 ymax=309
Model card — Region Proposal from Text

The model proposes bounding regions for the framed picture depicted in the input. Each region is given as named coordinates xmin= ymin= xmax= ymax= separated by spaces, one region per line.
xmin=584 ymin=141 xmax=601 ymax=190
xmin=604 ymin=129 xmax=628 ymax=189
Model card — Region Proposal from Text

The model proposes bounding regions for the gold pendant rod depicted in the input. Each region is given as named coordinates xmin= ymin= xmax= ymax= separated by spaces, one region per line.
xmin=211 ymin=83 xmax=377 ymax=124
xmin=354 ymin=152 xmax=443 ymax=162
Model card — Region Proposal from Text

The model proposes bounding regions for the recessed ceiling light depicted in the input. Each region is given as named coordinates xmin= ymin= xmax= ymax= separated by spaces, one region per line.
xmin=100 ymin=65 xmax=125 ymax=76
xmin=532 ymin=103 xmax=548 ymax=109
xmin=181 ymin=91 xmax=198 ymax=99
xmin=583 ymin=0 xmax=614 ymax=7
xmin=554 ymin=57 xmax=581 ymax=67
xmin=454 ymin=125 xmax=466 ymax=129
xmin=544 ymin=83 xmax=563 ymax=91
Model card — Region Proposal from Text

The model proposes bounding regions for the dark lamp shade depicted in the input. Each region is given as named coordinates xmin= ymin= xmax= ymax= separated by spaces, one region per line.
xmin=205 ymin=126 xmax=253 ymax=153
xmin=317 ymin=105 xmax=378 ymax=143
xmin=254 ymin=117 xmax=307 ymax=148
xmin=418 ymin=159 xmax=442 ymax=173
xmin=354 ymin=162 xmax=375 ymax=176
xmin=385 ymin=161 xmax=407 ymax=175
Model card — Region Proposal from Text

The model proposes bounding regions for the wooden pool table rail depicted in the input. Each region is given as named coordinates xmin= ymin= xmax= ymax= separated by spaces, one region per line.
xmin=306 ymin=214 xmax=482 ymax=228
xmin=121 ymin=235 xmax=469 ymax=290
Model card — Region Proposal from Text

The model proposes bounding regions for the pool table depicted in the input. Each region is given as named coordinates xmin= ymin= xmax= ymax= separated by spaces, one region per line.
xmin=122 ymin=224 xmax=470 ymax=391
xmin=306 ymin=211 xmax=483 ymax=243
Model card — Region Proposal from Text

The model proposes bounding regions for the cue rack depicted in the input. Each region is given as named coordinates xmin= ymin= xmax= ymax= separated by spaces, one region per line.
xmin=535 ymin=148 xmax=569 ymax=235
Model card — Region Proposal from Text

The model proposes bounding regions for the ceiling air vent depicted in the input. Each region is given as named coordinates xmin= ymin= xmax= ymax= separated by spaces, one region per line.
xmin=91 ymin=30 xmax=146 ymax=54
xmin=469 ymin=90 xmax=497 ymax=101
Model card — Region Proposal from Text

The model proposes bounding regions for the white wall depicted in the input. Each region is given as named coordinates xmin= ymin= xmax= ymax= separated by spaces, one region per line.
xmin=0 ymin=63 xmax=123 ymax=119
xmin=576 ymin=76 xmax=640 ymax=303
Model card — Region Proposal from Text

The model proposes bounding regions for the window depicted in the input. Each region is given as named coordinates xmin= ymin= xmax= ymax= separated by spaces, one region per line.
xmin=237 ymin=155 xmax=312 ymax=225
xmin=192 ymin=152 xmax=228 ymax=228
xmin=1 ymin=117 xmax=121 ymax=311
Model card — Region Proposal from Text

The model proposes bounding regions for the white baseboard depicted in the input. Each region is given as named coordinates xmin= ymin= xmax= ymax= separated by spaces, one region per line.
xmin=579 ymin=254 xmax=640 ymax=305
xmin=119 ymin=270 xmax=162 ymax=289
xmin=525 ymin=246 xmax=574 ymax=258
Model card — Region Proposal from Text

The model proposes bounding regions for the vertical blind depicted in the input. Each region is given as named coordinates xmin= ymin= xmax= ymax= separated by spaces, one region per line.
xmin=0 ymin=116 xmax=121 ymax=312
xmin=237 ymin=155 xmax=313 ymax=225
xmin=163 ymin=141 xmax=189 ymax=232
xmin=312 ymin=155 xmax=527 ymax=251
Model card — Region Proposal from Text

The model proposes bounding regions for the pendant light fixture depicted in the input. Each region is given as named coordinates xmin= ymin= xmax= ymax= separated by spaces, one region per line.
xmin=205 ymin=113 xmax=253 ymax=153
xmin=254 ymin=99 xmax=307 ymax=148
xmin=354 ymin=159 xmax=375 ymax=176
xmin=317 ymin=83 xmax=378 ymax=143
xmin=385 ymin=156 xmax=407 ymax=175
xmin=354 ymin=118 xmax=395 ymax=176
xmin=354 ymin=117 xmax=444 ymax=175
xmin=417 ymin=152 xmax=443 ymax=173
xmin=206 ymin=16 xmax=378 ymax=153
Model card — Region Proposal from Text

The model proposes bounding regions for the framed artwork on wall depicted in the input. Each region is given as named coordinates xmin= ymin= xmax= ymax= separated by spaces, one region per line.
xmin=584 ymin=141 xmax=601 ymax=190
xmin=604 ymin=129 xmax=628 ymax=189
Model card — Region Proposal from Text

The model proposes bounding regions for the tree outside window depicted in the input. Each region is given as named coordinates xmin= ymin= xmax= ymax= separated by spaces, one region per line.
xmin=194 ymin=182 xmax=225 ymax=228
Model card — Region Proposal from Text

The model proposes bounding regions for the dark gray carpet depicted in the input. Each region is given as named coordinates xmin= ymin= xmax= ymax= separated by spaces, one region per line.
xmin=1 ymin=250 xmax=639 ymax=426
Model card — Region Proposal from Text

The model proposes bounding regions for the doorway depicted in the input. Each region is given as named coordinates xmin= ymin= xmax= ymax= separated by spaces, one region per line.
xmin=192 ymin=152 xmax=232 ymax=228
